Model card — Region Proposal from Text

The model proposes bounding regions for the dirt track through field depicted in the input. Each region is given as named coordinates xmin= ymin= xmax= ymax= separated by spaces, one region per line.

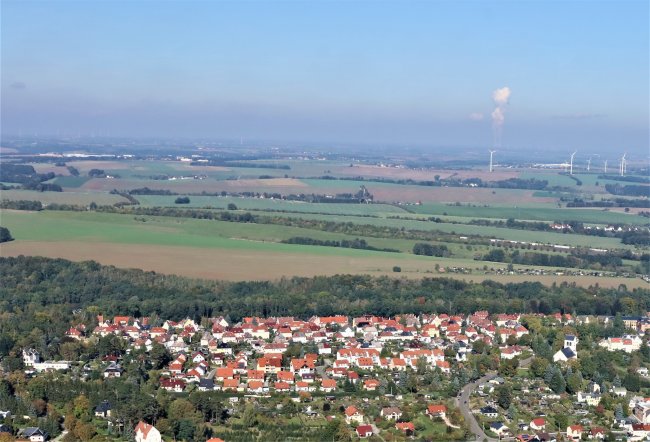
xmin=1 ymin=241 xmax=645 ymax=289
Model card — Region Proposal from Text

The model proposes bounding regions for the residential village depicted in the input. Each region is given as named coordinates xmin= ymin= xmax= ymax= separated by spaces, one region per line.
xmin=2 ymin=311 xmax=650 ymax=442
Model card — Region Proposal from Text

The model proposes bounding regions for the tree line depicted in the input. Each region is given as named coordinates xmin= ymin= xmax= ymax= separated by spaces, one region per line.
xmin=281 ymin=236 xmax=399 ymax=253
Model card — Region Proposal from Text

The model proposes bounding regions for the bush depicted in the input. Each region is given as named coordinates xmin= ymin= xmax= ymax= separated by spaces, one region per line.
xmin=227 ymin=203 xmax=238 ymax=210
xmin=0 ymin=227 xmax=13 ymax=243
xmin=174 ymin=197 xmax=190 ymax=204
xmin=392 ymin=266 xmax=401 ymax=272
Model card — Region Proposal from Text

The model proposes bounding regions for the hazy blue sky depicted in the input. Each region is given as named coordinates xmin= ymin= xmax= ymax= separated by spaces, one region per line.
xmin=2 ymin=0 xmax=648 ymax=152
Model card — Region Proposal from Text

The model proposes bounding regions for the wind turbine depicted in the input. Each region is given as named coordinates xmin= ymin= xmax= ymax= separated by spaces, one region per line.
xmin=489 ymin=150 xmax=496 ymax=173
xmin=620 ymin=154 xmax=626 ymax=176
xmin=604 ymin=160 xmax=608 ymax=173
xmin=587 ymin=156 xmax=592 ymax=172
xmin=569 ymin=151 xmax=577 ymax=175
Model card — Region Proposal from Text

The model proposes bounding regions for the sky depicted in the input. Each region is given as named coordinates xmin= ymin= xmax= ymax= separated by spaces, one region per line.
xmin=2 ymin=0 xmax=649 ymax=153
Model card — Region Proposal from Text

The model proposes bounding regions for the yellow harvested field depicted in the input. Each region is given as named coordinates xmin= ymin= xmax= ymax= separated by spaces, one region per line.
xmin=1 ymin=240 xmax=644 ymax=289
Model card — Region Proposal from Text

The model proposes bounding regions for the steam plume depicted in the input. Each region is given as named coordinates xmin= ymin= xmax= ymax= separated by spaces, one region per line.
xmin=491 ymin=86 xmax=511 ymax=147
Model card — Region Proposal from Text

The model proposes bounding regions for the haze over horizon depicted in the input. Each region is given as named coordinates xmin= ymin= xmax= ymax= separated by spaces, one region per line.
xmin=2 ymin=0 xmax=648 ymax=154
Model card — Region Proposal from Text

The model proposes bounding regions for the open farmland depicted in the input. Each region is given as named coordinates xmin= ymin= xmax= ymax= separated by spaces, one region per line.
xmin=335 ymin=164 xmax=521 ymax=181
xmin=136 ymin=194 xmax=409 ymax=216
xmin=0 ymin=189 xmax=128 ymax=205
xmin=0 ymin=210 xmax=644 ymax=288
xmin=63 ymin=159 xmax=230 ymax=179
xmin=0 ymin=209 xmax=417 ymax=253
xmin=80 ymin=176 xmax=309 ymax=193
xmin=1 ymin=240 xmax=643 ymax=289
xmin=226 ymin=210 xmax=633 ymax=250
xmin=411 ymin=202 xmax=648 ymax=225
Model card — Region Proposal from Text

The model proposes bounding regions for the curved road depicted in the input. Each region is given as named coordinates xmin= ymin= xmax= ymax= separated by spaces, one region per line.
xmin=455 ymin=356 xmax=533 ymax=442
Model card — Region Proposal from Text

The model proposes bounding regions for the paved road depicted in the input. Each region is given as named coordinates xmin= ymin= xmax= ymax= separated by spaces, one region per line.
xmin=456 ymin=372 xmax=498 ymax=442
xmin=455 ymin=356 xmax=534 ymax=442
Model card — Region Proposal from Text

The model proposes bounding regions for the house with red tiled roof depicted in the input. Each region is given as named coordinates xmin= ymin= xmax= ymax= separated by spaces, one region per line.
xmin=215 ymin=367 xmax=234 ymax=381
xmin=257 ymin=356 xmax=282 ymax=374
xmin=396 ymin=422 xmax=415 ymax=435
xmin=274 ymin=381 xmax=291 ymax=392
xmin=567 ymin=425 xmax=583 ymax=441
xmin=114 ymin=316 xmax=131 ymax=326
xmin=356 ymin=425 xmax=373 ymax=438
xmin=345 ymin=406 xmax=363 ymax=424
xmin=426 ymin=404 xmax=447 ymax=418
xmin=135 ymin=421 xmax=161 ymax=442
xmin=246 ymin=369 xmax=265 ymax=381
xmin=436 ymin=360 xmax=451 ymax=374
xmin=276 ymin=370 xmax=295 ymax=384
xmin=321 ymin=379 xmax=337 ymax=392
xmin=222 ymin=378 xmax=239 ymax=391
xmin=363 ymin=379 xmax=380 ymax=391
xmin=296 ymin=381 xmax=314 ymax=392
xmin=530 ymin=418 xmax=545 ymax=430
xmin=65 ymin=327 xmax=84 ymax=340
xmin=247 ymin=380 xmax=265 ymax=394
xmin=160 ymin=379 xmax=185 ymax=392
xmin=290 ymin=358 xmax=316 ymax=375
xmin=589 ymin=427 xmax=606 ymax=439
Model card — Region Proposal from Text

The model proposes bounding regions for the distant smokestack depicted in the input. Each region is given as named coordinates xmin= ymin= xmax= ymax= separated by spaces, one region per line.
xmin=491 ymin=87 xmax=511 ymax=148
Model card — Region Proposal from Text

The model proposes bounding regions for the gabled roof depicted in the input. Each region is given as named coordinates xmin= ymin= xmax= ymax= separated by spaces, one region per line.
xmin=561 ymin=347 xmax=576 ymax=358
xmin=21 ymin=427 xmax=48 ymax=438
xmin=95 ymin=400 xmax=112 ymax=412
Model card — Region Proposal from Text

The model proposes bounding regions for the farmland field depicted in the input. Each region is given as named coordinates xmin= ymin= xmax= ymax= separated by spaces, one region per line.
xmin=411 ymin=202 xmax=646 ymax=225
xmin=229 ymin=210 xmax=632 ymax=249
xmin=519 ymin=171 xmax=577 ymax=187
xmin=0 ymin=210 xmax=644 ymax=288
xmin=136 ymin=194 xmax=409 ymax=215
xmin=0 ymin=189 xmax=128 ymax=205
xmin=1 ymin=239 xmax=643 ymax=288
xmin=51 ymin=175 xmax=91 ymax=187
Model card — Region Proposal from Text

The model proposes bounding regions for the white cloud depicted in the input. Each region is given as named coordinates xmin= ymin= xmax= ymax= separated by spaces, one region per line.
xmin=492 ymin=87 xmax=511 ymax=106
